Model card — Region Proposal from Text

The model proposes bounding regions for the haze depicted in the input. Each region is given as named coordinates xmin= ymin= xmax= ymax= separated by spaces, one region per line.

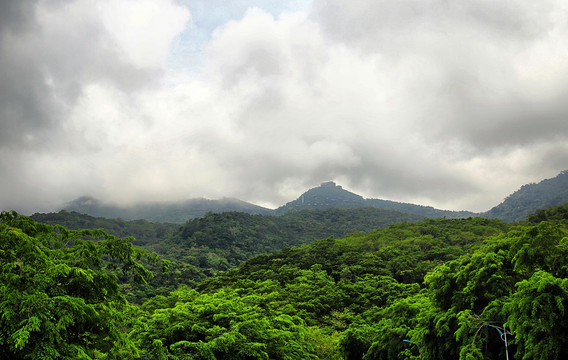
xmin=1 ymin=0 xmax=567 ymax=215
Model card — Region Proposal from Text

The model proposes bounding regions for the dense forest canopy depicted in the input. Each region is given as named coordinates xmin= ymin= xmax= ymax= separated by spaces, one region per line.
xmin=32 ymin=208 xmax=425 ymax=303
xmin=2 ymin=202 xmax=568 ymax=359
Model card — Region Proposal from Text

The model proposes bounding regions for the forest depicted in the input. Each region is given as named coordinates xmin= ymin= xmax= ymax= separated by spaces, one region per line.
xmin=2 ymin=203 xmax=568 ymax=359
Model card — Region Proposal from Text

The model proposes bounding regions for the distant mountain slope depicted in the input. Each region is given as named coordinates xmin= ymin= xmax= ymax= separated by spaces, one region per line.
xmin=484 ymin=170 xmax=568 ymax=222
xmin=364 ymin=198 xmax=476 ymax=219
xmin=276 ymin=181 xmax=476 ymax=218
xmin=275 ymin=181 xmax=365 ymax=213
xmin=61 ymin=171 xmax=568 ymax=224
xmin=30 ymin=210 xmax=177 ymax=245
xmin=64 ymin=181 xmax=471 ymax=223
xmin=63 ymin=196 xmax=273 ymax=223
xmin=163 ymin=207 xmax=425 ymax=268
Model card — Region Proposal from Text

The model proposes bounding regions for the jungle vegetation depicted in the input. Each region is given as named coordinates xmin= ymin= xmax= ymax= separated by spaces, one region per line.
xmin=2 ymin=202 xmax=568 ymax=359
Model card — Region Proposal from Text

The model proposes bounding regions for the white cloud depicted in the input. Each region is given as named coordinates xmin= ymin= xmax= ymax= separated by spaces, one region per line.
xmin=1 ymin=0 xmax=567 ymax=214
xmin=98 ymin=0 xmax=191 ymax=69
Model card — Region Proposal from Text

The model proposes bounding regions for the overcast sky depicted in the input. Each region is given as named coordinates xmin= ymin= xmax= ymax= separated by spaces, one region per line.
xmin=1 ymin=0 xmax=567 ymax=214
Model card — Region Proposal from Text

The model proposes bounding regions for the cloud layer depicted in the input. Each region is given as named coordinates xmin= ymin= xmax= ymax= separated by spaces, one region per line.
xmin=1 ymin=0 xmax=567 ymax=214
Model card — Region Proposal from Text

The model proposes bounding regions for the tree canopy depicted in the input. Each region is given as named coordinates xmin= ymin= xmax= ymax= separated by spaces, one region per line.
xmin=3 ymin=203 xmax=568 ymax=359
xmin=0 ymin=211 xmax=164 ymax=359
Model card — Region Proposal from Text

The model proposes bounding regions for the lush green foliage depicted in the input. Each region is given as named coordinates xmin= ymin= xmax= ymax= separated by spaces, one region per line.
xmin=0 ymin=211 xmax=164 ymax=359
xmin=29 ymin=208 xmax=424 ymax=305
xmin=405 ymin=220 xmax=568 ymax=360
xmin=164 ymin=208 xmax=424 ymax=268
xmin=203 ymin=217 xmax=509 ymax=288
xmin=31 ymin=210 xmax=178 ymax=246
xmin=136 ymin=287 xmax=320 ymax=360
xmin=139 ymin=217 xmax=508 ymax=359
xmin=527 ymin=202 xmax=568 ymax=224
xmin=4 ymin=203 xmax=568 ymax=359
xmin=120 ymin=208 xmax=422 ymax=302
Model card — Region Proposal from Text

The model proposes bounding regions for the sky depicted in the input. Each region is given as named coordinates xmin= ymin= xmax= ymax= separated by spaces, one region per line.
xmin=1 ymin=0 xmax=568 ymax=215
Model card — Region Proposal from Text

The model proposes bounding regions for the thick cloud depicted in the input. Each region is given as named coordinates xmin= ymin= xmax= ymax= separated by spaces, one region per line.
xmin=0 ymin=0 xmax=190 ymax=212
xmin=311 ymin=0 xmax=568 ymax=150
xmin=194 ymin=4 xmax=568 ymax=209
xmin=0 ymin=1 xmax=36 ymax=32
xmin=1 ymin=0 xmax=567 ymax=214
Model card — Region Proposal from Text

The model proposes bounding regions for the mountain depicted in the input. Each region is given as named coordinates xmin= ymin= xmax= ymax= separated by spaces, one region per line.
xmin=63 ymin=196 xmax=273 ymax=223
xmin=275 ymin=181 xmax=365 ymax=213
xmin=276 ymin=181 xmax=476 ymax=218
xmin=484 ymin=170 xmax=568 ymax=222
xmin=63 ymin=182 xmax=477 ymax=222
xmin=61 ymin=170 xmax=568 ymax=223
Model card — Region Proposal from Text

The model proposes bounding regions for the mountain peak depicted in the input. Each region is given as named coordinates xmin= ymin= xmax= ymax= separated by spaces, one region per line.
xmin=277 ymin=182 xmax=477 ymax=218
xmin=320 ymin=181 xmax=341 ymax=189
xmin=276 ymin=182 xmax=365 ymax=214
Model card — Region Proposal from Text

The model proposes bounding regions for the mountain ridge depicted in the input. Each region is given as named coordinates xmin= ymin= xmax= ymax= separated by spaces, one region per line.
xmin=63 ymin=196 xmax=273 ymax=223
xmin=59 ymin=170 xmax=568 ymax=223
xmin=483 ymin=169 xmax=568 ymax=222
xmin=275 ymin=181 xmax=476 ymax=218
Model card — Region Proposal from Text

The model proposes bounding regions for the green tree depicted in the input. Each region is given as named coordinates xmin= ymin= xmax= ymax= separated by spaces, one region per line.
xmin=0 ymin=211 xmax=161 ymax=359
xmin=137 ymin=287 xmax=319 ymax=360
xmin=505 ymin=271 xmax=568 ymax=360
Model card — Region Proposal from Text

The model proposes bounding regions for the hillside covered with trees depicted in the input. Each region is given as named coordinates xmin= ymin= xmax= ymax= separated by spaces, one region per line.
xmin=484 ymin=170 xmax=568 ymax=222
xmin=2 ymin=203 xmax=568 ymax=359
xmin=30 ymin=210 xmax=179 ymax=246
xmin=276 ymin=181 xmax=476 ymax=219
xmin=32 ymin=207 xmax=424 ymax=303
